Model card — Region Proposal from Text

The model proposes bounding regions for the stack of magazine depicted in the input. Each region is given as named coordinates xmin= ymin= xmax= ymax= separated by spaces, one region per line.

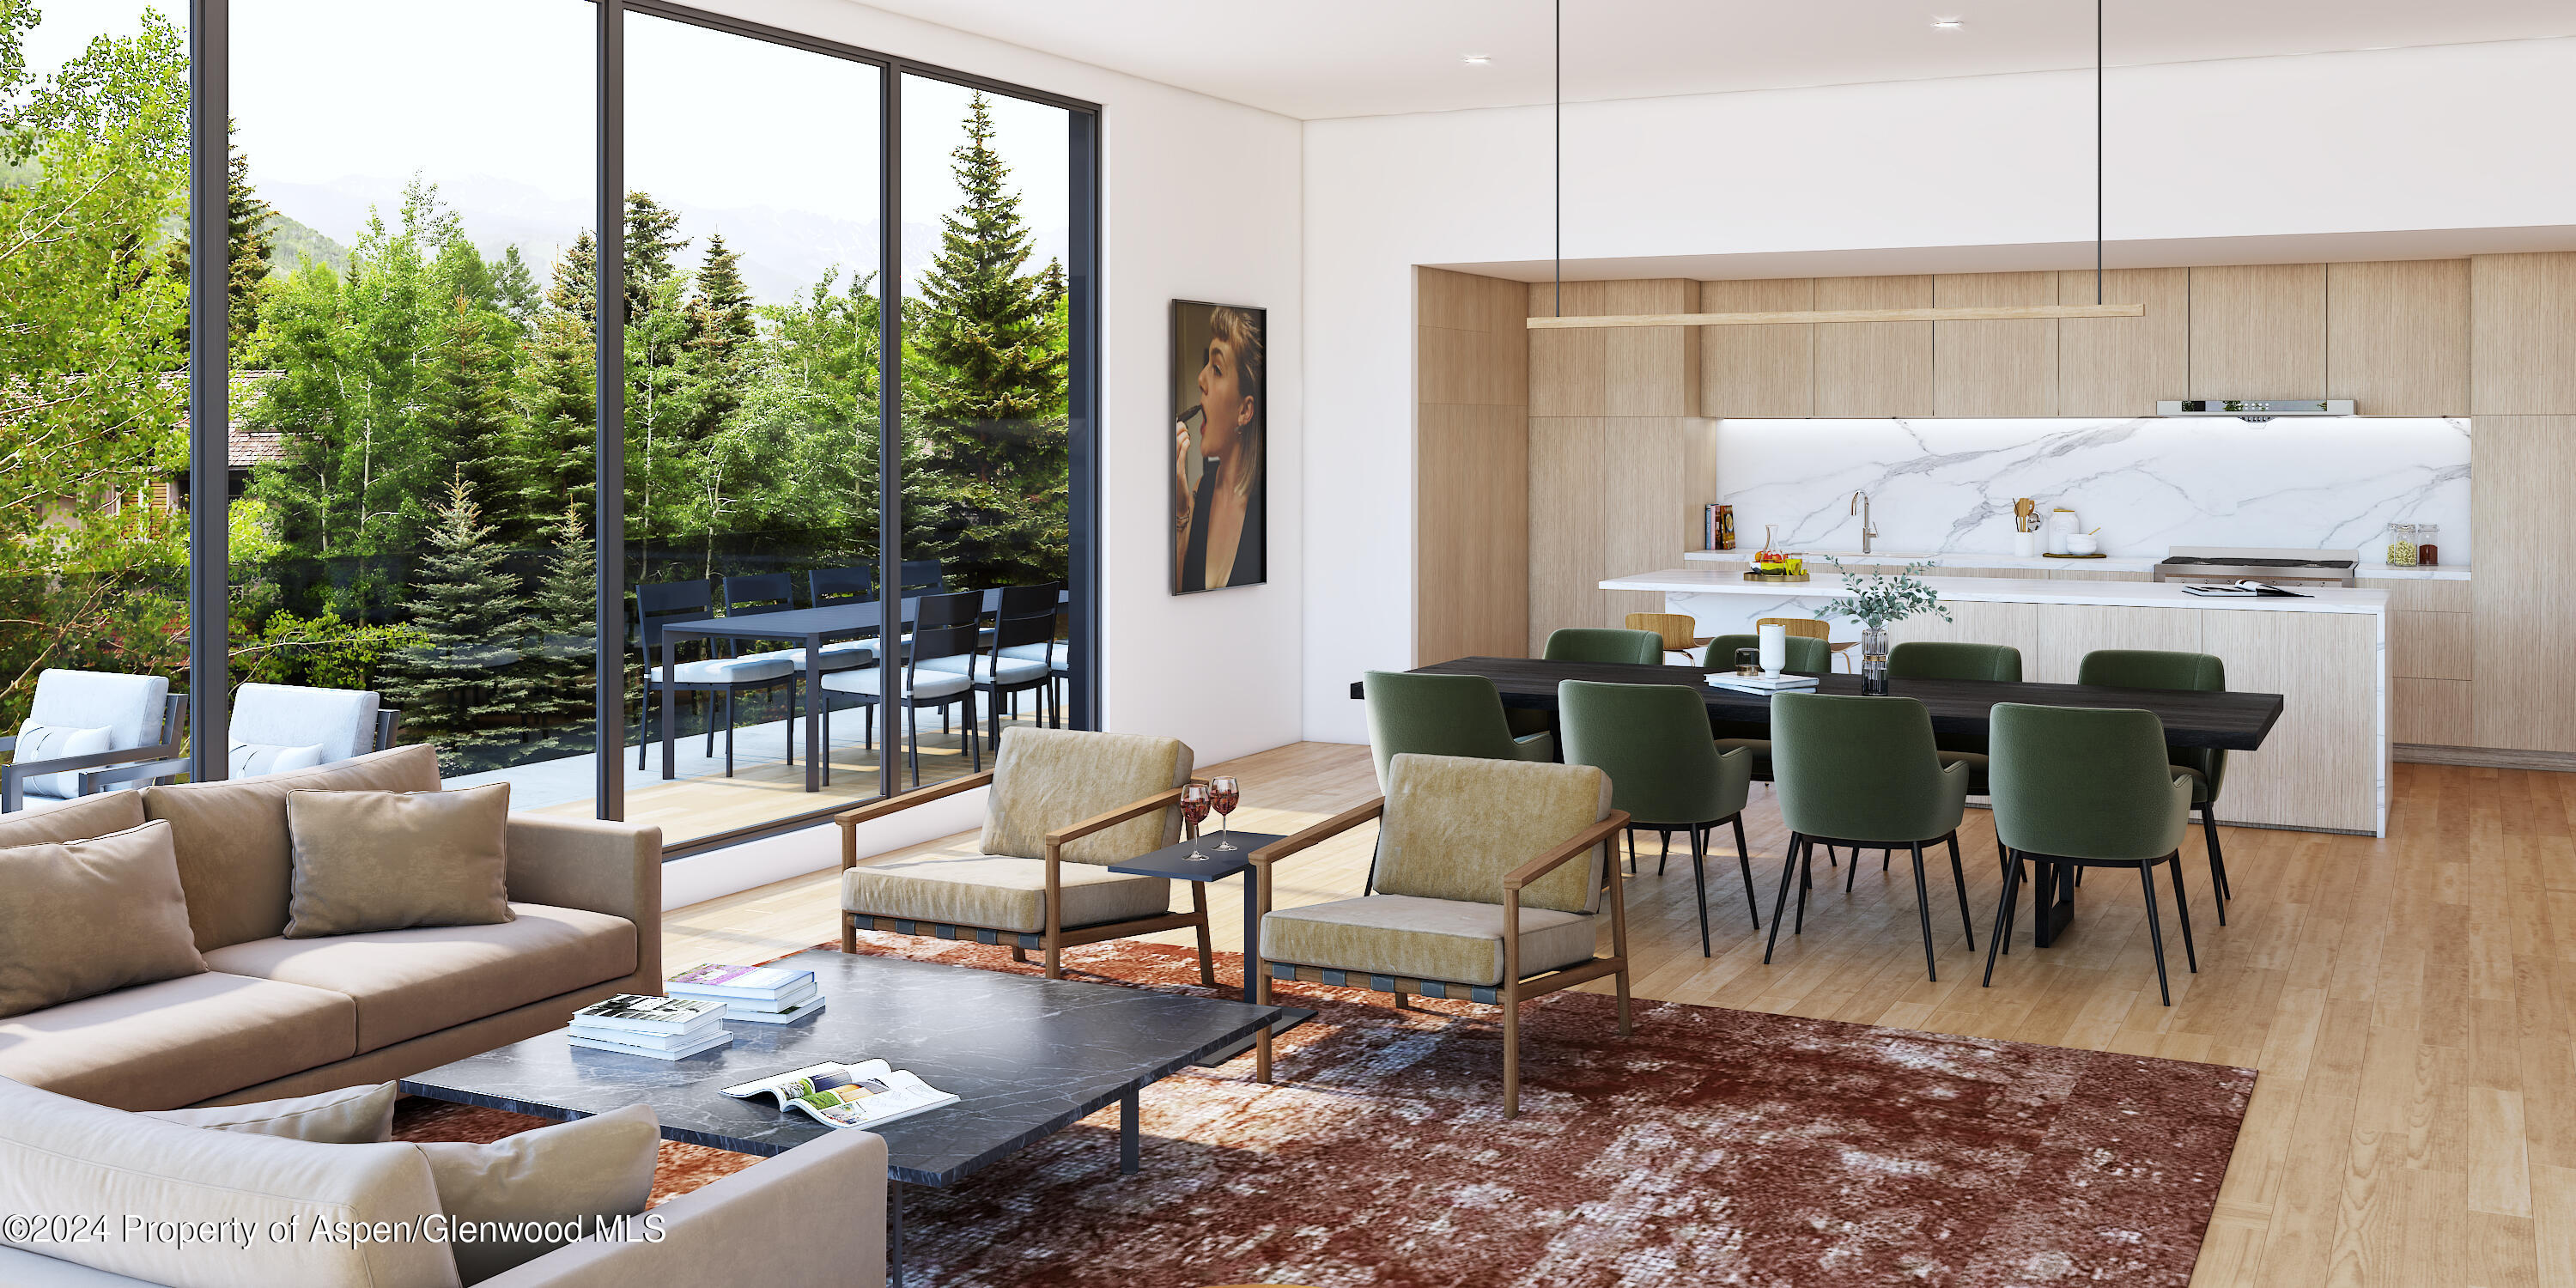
xmin=720 ymin=1060 xmax=958 ymax=1131
xmin=567 ymin=994 xmax=733 ymax=1060
xmin=666 ymin=963 xmax=825 ymax=1024
xmin=1706 ymin=671 xmax=1820 ymax=696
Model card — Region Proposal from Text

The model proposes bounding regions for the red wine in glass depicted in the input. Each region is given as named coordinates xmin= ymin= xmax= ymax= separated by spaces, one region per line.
xmin=1208 ymin=776 xmax=1241 ymax=850
xmin=1180 ymin=784 xmax=1213 ymax=860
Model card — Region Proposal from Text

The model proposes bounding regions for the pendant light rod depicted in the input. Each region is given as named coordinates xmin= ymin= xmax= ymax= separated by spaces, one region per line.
xmin=2096 ymin=0 xmax=2105 ymax=305
xmin=1552 ymin=0 xmax=1561 ymax=318
xmin=1528 ymin=304 xmax=2143 ymax=331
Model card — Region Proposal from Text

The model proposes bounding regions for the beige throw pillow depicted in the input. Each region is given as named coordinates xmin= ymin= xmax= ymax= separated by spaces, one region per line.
xmin=416 ymin=1103 xmax=659 ymax=1284
xmin=146 ymin=1081 xmax=398 ymax=1144
xmin=284 ymin=782 xmax=513 ymax=939
xmin=0 ymin=821 xmax=205 ymax=1018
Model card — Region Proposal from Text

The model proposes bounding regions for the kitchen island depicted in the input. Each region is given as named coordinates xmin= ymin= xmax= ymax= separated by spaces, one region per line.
xmin=1601 ymin=567 xmax=2390 ymax=837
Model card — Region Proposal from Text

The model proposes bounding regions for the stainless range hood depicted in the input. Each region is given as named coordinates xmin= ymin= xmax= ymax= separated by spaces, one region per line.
xmin=2156 ymin=398 xmax=2354 ymax=419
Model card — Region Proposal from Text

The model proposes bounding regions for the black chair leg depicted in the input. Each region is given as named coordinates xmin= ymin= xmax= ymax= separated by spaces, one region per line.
xmin=1908 ymin=841 xmax=1937 ymax=982
xmin=1625 ymin=829 xmax=1637 ymax=875
xmin=2202 ymin=803 xmax=2231 ymax=922
xmin=1659 ymin=829 xmax=1672 ymax=877
xmin=1731 ymin=814 xmax=1759 ymax=931
xmin=787 ymin=686 xmax=798 ymax=767
xmin=1845 ymin=842 xmax=1861 ymax=894
xmin=1687 ymin=825 xmax=1710 ymax=957
xmin=1765 ymin=835 xmax=1804 ymax=963
xmin=2137 ymin=860 xmax=2172 ymax=1005
xmin=1945 ymin=831 xmax=1975 ymax=951
xmin=1982 ymin=848 xmax=2023 ymax=987
xmin=966 ymin=694 xmax=981 ymax=772
xmin=722 ymin=692 xmax=737 ymax=776
xmin=906 ymin=703 xmax=921 ymax=787
xmin=1882 ymin=848 xmax=1892 ymax=873
xmin=636 ymin=690 xmax=649 ymax=769
xmin=2167 ymin=851 xmax=2199 ymax=973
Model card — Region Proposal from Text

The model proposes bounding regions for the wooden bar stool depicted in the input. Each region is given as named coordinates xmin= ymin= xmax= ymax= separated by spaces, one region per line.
xmin=1625 ymin=612 xmax=1706 ymax=665
xmin=1756 ymin=616 xmax=1855 ymax=673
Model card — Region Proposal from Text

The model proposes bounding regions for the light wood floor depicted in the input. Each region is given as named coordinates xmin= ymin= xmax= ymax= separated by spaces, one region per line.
xmin=663 ymin=741 xmax=2576 ymax=1288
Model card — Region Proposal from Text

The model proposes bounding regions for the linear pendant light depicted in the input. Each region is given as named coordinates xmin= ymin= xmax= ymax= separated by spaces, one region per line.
xmin=1527 ymin=2 xmax=2136 ymax=331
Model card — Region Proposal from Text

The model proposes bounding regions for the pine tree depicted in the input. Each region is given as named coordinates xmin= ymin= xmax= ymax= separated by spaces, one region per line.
xmin=623 ymin=191 xmax=686 ymax=323
xmin=510 ymin=498 xmax=596 ymax=744
xmin=687 ymin=232 xmax=756 ymax=426
xmin=907 ymin=93 xmax=1069 ymax=586
xmin=164 ymin=120 xmax=276 ymax=355
xmin=491 ymin=245 xmax=540 ymax=329
xmin=501 ymin=233 xmax=596 ymax=538
xmin=384 ymin=471 xmax=528 ymax=769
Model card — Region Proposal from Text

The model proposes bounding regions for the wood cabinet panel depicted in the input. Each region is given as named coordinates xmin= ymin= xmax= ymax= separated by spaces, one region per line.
xmin=1527 ymin=280 xmax=1607 ymax=416
xmin=2030 ymin=604 xmax=2202 ymax=684
xmin=2359 ymin=577 xmax=2472 ymax=613
xmin=1813 ymin=276 xmax=1933 ymax=416
xmin=1528 ymin=417 xmax=1607 ymax=652
xmin=1415 ymin=404 xmax=1528 ymax=665
xmin=1601 ymin=419 xmax=1697 ymax=624
xmin=1698 ymin=278 xmax=1814 ymax=417
xmin=1887 ymin=599 xmax=2041 ymax=669
xmin=2327 ymin=259 xmax=2470 ymax=416
xmin=2470 ymin=252 xmax=2576 ymax=415
xmin=1602 ymin=281 xmax=1698 ymax=418
xmin=2199 ymin=610 xmax=2379 ymax=833
xmin=2393 ymin=677 xmax=2475 ymax=746
xmin=1934 ymin=272 xmax=2057 ymax=416
xmin=2189 ymin=264 xmax=2327 ymax=401
xmin=2057 ymin=268 xmax=2189 ymax=416
xmin=2390 ymin=611 xmax=2473 ymax=681
xmin=2471 ymin=416 xmax=2576 ymax=751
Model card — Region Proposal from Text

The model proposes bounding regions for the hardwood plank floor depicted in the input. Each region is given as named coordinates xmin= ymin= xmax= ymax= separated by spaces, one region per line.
xmin=660 ymin=741 xmax=2571 ymax=1287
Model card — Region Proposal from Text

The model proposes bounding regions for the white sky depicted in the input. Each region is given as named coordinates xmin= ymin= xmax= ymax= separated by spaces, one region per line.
xmin=21 ymin=0 xmax=1072 ymax=302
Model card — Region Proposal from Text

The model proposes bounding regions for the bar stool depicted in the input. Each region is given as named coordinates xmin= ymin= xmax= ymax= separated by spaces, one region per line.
xmin=1625 ymin=611 xmax=1706 ymax=665
xmin=1759 ymin=616 xmax=1853 ymax=673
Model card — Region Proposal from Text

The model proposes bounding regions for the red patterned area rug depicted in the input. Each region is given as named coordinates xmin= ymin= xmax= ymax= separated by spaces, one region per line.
xmin=398 ymin=936 xmax=2255 ymax=1286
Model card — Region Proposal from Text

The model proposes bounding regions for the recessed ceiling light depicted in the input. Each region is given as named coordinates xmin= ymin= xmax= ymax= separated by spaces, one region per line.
xmin=1930 ymin=16 xmax=1965 ymax=29
xmin=1461 ymin=53 xmax=1492 ymax=65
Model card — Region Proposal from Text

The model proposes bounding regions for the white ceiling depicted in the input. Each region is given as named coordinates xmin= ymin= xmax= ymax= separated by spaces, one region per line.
xmin=860 ymin=0 xmax=2576 ymax=120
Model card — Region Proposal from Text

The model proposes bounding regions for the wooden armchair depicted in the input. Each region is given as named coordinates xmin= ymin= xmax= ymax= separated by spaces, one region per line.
xmin=833 ymin=726 xmax=1212 ymax=983
xmin=1249 ymin=752 xmax=1633 ymax=1117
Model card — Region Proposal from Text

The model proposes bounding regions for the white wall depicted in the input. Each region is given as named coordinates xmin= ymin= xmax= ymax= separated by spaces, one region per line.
xmin=695 ymin=0 xmax=1306 ymax=768
xmin=1302 ymin=37 xmax=2576 ymax=744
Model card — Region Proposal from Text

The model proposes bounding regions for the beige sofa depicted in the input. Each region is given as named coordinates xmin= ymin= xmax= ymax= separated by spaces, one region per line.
xmin=0 ymin=744 xmax=662 ymax=1109
xmin=0 ymin=1075 xmax=886 ymax=1287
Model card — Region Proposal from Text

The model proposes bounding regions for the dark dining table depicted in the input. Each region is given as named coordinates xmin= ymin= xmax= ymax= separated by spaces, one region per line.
xmin=1352 ymin=656 xmax=2288 ymax=945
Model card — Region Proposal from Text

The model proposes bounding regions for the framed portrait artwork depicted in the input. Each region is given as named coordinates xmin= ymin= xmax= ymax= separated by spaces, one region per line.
xmin=1170 ymin=299 xmax=1267 ymax=594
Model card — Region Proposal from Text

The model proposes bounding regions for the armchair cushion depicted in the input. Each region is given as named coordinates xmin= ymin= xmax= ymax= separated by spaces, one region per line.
xmin=979 ymin=727 xmax=1192 ymax=865
xmin=231 ymin=683 xmax=380 ymax=763
xmin=1375 ymin=754 xmax=1611 ymax=915
xmin=0 ymin=822 xmax=205 ymax=1018
xmin=283 ymin=783 xmax=513 ymax=938
xmin=27 ymin=669 xmax=168 ymax=751
xmin=1261 ymin=895 xmax=1596 ymax=987
xmin=229 ymin=741 xmax=325 ymax=778
xmin=144 ymin=1080 xmax=397 ymax=1144
xmin=13 ymin=724 xmax=111 ymax=799
xmin=842 ymin=852 xmax=1170 ymax=934
xmin=418 ymin=1104 xmax=658 ymax=1285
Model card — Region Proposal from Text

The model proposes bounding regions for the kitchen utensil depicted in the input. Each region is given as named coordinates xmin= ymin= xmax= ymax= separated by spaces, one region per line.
xmin=2013 ymin=531 xmax=2038 ymax=557
xmin=2013 ymin=497 xmax=2034 ymax=533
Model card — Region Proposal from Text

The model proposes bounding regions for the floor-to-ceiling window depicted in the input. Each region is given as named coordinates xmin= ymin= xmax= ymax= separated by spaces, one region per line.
xmin=3 ymin=1 xmax=1093 ymax=850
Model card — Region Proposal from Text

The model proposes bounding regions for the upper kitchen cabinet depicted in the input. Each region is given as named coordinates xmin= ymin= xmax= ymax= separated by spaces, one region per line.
xmin=1813 ymin=275 xmax=1933 ymax=416
xmin=2327 ymin=259 xmax=2469 ymax=416
xmin=2470 ymin=252 xmax=2576 ymax=415
xmin=1933 ymin=272 xmax=2057 ymax=417
xmin=2190 ymin=264 xmax=2327 ymax=401
xmin=1698 ymin=278 xmax=1814 ymax=417
xmin=2057 ymin=268 xmax=2188 ymax=417
xmin=1527 ymin=278 xmax=1698 ymax=417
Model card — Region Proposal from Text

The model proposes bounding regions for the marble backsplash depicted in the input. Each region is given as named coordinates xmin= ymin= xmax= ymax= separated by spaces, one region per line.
xmin=1715 ymin=416 xmax=2472 ymax=564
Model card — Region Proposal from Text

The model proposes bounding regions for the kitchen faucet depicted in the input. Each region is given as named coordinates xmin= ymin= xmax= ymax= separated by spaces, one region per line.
xmin=1850 ymin=490 xmax=1877 ymax=556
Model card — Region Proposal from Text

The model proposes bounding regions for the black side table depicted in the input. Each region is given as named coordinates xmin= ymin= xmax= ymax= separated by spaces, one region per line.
xmin=1109 ymin=829 xmax=1287 ymax=1001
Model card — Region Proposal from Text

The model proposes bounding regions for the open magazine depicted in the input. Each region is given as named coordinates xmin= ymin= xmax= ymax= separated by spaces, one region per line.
xmin=719 ymin=1060 xmax=959 ymax=1131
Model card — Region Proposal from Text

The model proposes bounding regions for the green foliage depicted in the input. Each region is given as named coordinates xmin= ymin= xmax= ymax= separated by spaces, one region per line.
xmin=1814 ymin=556 xmax=1953 ymax=630
xmin=230 ymin=608 xmax=423 ymax=693
xmin=508 ymin=499 xmax=596 ymax=744
xmin=381 ymin=472 xmax=528 ymax=766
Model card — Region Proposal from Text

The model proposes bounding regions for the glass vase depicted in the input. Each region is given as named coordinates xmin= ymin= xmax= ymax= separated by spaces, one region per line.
xmin=1861 ymin=627 xmax=1891 ymax=696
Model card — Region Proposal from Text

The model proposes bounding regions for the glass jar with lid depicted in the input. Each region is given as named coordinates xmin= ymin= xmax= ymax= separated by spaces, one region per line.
xmin=2384 ymin=523 xmax=2419 ymax=568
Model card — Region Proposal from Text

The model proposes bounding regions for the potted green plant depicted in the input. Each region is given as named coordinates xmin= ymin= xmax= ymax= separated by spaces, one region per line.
xmin=1815 ymin=556 xmax=1951 ymax=695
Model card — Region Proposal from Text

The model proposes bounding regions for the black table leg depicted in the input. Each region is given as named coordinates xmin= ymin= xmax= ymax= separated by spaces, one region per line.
xmin=887 ymin=1178 xmax=903 ymax=1288
xmin=659 ymin=635 xmax=677 ymax=781
xmin=1119 ymin=1086 xmax=1140 ymax=1175
xmin=1242 ymin=869 xmax=1261 ymax=1001
xmin=804 ymin=631 xmax=823 ymax=793
xmin=2031 ymin=860 xmax=2077 ymax=947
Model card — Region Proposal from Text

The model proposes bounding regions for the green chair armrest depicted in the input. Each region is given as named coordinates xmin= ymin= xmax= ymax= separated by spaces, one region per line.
xmin=1510 ymin=731 xmax=1556 ymax=763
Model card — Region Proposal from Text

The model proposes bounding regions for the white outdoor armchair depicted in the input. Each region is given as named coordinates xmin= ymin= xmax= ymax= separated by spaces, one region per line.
xmin=83 ymin=683 xmax=400 ymax=793
xmin=0 ymin=670 xmax=184 ymax=813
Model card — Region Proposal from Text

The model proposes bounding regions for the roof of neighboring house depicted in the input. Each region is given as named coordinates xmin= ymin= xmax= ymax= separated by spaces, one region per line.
xmin=229 ymin=426 xmax=290 ymax=469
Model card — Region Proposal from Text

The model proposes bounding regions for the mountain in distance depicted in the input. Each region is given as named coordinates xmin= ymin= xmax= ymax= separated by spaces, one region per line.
xmin=264 ymin=210 xmax=349 ymax=277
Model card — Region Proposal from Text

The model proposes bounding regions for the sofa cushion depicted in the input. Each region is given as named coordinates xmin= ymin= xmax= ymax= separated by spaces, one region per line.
xmin=0 ymin=790 xmax=144 ymax=842
xmin=979 ymin=727 xmax=1192 ymax=865
xmin=1261 ymin=894 xmax=1599 ymax=987
xmin=1376 ymin=753 xmax=1612 ymax=915
xmin=203 ymin=903 xmax=638 ymax=1054
xmin=0 ymin=972 xmax=357 ymax=1110
xmin=142 ymin=743 xmax=444 ymax=951
xmin=145 ymin=1080 xmax=397 ymax=1144
xmin=13 ymin=723 xmax=111 ymax=799
xmin=284 ymin=783 xmax=513 ymax=938
xmin=0 ymin=1245 xmax=162 ymax=1285
xmin=0 ymin=1074 xmax=459 ymax=1288
xmin=843 ymin=853 xmax=1171 ymax=933
xmin=0 ymin=822 xmax=205 ymax=1018
xmin=419 ymin=1103 xmax=659 ymax=1284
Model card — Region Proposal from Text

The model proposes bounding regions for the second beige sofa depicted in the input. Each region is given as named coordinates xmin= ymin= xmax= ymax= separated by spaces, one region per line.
xmin=0 ymin=744 xmax=661 ymax=1109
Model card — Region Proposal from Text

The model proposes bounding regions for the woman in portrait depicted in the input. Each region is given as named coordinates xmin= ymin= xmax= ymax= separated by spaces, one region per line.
xmin=1173 ymin=305 xmax=1266 ymax=592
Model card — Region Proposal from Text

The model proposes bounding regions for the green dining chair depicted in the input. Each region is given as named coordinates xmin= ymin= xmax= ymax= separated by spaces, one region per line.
xmin=1888 ymin=639 xmax=2023 ymax=793
xmin=1982 ymin=702 xmax=2197 ymax=1005
xmin=1699 ymin=632 xmax=1831 ymax=675
xmin=1543 ymin=628 xmax=1667 ymax=666
xmin=1559 ymin=679 xmax=1759 ymax=952
xmin=1762 ymin=691 xmax=1975 ymax=981
xmin=1363 ymin=670 xmax=1555 ymax=791
xmin=2077 ymin=649 xmax=2233 ymax=924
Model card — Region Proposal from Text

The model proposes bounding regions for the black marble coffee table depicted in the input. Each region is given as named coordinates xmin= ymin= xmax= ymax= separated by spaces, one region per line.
xmin=402 ymin=948 xmax=1303 ymax=1286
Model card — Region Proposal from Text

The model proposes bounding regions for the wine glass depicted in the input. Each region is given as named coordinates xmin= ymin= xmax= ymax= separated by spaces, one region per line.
xmin=1179 ymin=782 xmax=1213 ymax=860
xmin=1207 ymin=775 xmax=1241 ymax=850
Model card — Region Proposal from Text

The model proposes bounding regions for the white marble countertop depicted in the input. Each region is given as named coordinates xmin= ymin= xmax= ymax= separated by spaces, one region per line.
xmin=1680 ymin=549 xmax=2470 ymax=581
xmin=1607 ymin=568 xmax=2390 ymax=615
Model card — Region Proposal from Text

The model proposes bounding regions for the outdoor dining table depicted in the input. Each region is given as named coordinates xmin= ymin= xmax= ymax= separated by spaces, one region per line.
xmin=655 ymin=588 xmax=1071 ymax=792
xmin=1352 ymin=656 xmax=2287 ymax=948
